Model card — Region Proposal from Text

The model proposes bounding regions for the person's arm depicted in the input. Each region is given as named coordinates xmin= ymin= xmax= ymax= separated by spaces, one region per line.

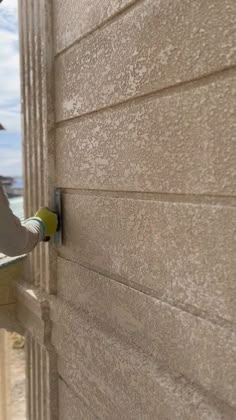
xmin=0 ymin=185 xmax=44 ymax=256
xmin=0 ymin=186 xmax=57 ymax=257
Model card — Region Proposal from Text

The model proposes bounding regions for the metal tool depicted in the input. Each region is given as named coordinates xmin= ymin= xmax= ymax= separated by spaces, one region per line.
xmin=54 ymin=189 xmax=63 ymax=245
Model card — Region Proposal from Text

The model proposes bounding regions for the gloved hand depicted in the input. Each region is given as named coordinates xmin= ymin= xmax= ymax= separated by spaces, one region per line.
xmin=34 ymin=207 xmax=58 ymax=239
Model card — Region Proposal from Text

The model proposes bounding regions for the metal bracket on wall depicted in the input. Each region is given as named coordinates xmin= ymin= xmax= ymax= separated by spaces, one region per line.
xmin=54 ymin=189 xmax=63 ymax=246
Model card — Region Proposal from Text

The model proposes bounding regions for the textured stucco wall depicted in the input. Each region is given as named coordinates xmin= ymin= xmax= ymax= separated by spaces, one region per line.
xmin=0 ymin=331 xmax=10 ymax=420
xmin=52 ymin=0 xmax=236 ymax=419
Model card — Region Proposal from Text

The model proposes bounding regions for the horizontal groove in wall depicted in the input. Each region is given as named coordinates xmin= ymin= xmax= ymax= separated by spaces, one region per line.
xmin=0 ymin=302 xmax=16 ymax=308
xmin=55 ymin=65 xmax=236 ymax=127
xmin=60 ymin=193 xmax=236 ymax=325
xmin=57 ymin=254 xmax=236 ymax=331
xmin=56 ymin=353 xmax=234 ymax=420
xmin=55 ymin=0 xmax=144 ymax=57
xmin=57 ymin=355 xmax=227 ymax=420
xmin=52 ymin=298 xmax=236 ymax=416
xmin=59 ymin=188 xmax=236 ymax=207
xmin=58 ymin=376 xmax=96 ymax=419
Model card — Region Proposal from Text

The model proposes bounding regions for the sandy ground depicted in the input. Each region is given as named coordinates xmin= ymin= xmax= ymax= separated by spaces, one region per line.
xmin=10 ymin=346 xmax=26 ymax=420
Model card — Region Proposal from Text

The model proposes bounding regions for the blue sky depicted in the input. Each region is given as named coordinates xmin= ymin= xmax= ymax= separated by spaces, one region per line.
xmin=0 ymin=0 xmax=22 ymax=176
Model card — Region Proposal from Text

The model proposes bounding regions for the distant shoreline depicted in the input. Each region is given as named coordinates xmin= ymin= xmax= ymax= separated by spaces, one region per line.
xmin=8 ymin=192 xmax=23 ymax=198
xmin=1 ymin=175 xmax=23 ymax=198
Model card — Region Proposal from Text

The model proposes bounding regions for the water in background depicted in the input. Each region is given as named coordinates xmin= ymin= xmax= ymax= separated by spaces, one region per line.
xmin=10 ymin=176 xmax=24 ymax=220
xmin=10 ymin=196 xmax=24 ymax=221
xmin=13 ymin=177 xmax=24 ymax=189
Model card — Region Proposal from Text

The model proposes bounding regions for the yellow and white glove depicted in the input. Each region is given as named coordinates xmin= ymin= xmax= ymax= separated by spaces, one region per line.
xmin=31 ymin=207 xmax=58 ymax=241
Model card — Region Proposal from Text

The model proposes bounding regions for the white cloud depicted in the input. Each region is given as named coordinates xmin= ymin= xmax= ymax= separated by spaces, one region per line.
xmin=0 ymin=0 xmax=18 ymax=26
xmin=0 ymin=0 xmax=20 ymax=133
xmin=0 ymin=0 xmax=17 ymax=11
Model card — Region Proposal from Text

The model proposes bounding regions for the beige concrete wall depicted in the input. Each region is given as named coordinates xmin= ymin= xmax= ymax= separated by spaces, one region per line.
xmin=18 ymin=1 xmax=59 ymax=419
xmin=52 ymin=0 xmax=236 ymax=418
xmin=0 ymin=331 xmax=10 ymax=420
xmin=16 ymin=0 xmax=236 ymax=418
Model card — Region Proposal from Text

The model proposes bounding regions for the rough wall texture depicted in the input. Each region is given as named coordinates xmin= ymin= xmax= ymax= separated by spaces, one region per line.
xmin=19 ymin=0 xmax=236 ymax=418
xmin=18 ymin=1 xmax=58 ymax=419
xmin=0 ymin=331 xmax=10 ymax=420
xmin=52 ymin=0 xmax=236 ymax=418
